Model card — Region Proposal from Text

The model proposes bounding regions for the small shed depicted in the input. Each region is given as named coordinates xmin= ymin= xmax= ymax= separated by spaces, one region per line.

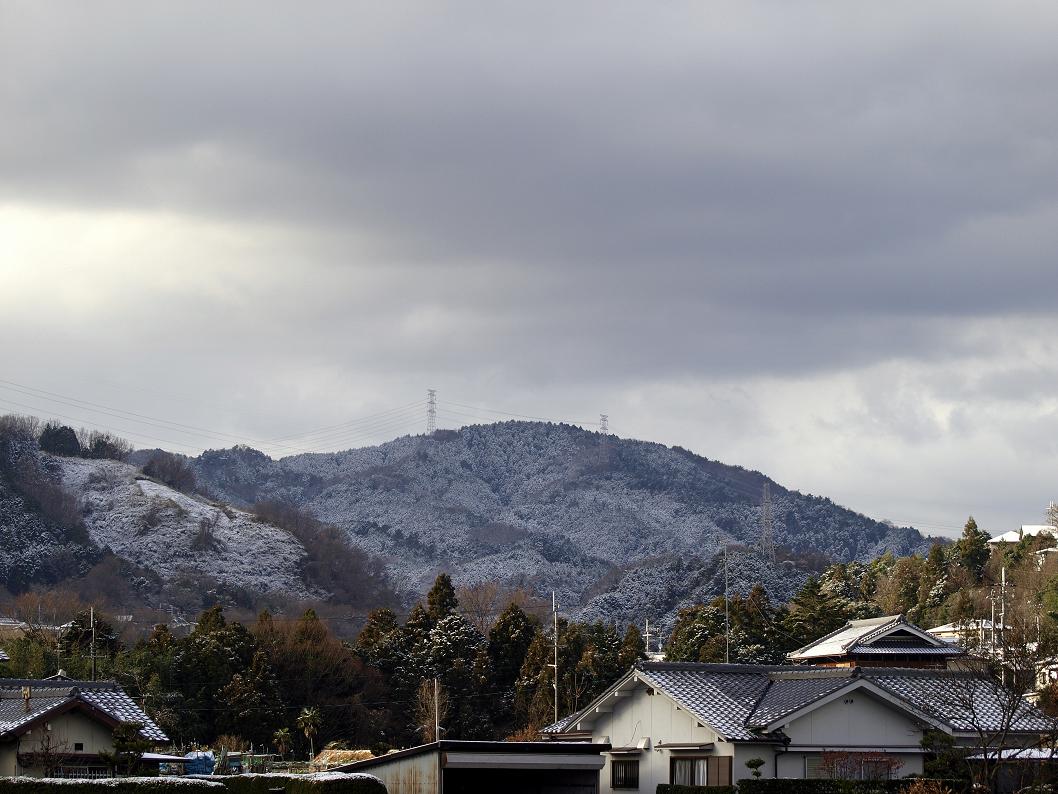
xmin=336 ymin=740 xmax=610 ymax=794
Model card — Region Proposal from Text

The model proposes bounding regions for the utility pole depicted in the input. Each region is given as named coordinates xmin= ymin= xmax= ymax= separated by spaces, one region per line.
xmin=433 ymin=677 xmax=440 ymax=743
xmin=90 ymin=606 xmax=96 ymax=682
xmin=723 ymin=544 xmax=730 ymax=664
xmin=642 ymin=618 xmax=652 ymax=655
xmin=549 ymin=592 xmax=559 ymax=724
xmin=426 ymin=389 xmax=437 ymax=434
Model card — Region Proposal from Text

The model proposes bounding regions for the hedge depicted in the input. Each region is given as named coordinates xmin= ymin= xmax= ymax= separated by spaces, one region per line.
xmin=657 ymin=782 xmax=966 ymax=794
xmin=0 ymin=774 xmax=384 ymax=794
xmin=736 ymin=780 xmax=965 ymax=794
xmin=188 ymin=773 xmax=385 ymax=794
xmin=0 ymin=778 xmax=223 ymax=794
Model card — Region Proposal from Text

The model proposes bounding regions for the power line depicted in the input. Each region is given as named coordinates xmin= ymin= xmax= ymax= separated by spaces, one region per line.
xmin=266 ymin=400 xmax=427 ymax=443
xmin=445 ymin=399 xmax=600 ymax=427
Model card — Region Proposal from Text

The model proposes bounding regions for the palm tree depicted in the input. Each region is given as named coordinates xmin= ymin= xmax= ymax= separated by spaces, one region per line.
xmin=297 ymin=707 xmax=321 ymax=763
xmin=272 ymin=727 xmax=291 ymax=760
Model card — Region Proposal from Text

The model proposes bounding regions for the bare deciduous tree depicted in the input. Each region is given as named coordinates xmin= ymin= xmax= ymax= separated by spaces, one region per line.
xmin=414 ymin=678 xmax=448 ymax=743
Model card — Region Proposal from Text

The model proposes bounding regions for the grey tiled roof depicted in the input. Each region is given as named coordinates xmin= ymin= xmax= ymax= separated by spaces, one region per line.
xmin=637 ymin=663 xmax=776 ymax=740
xmin=848 ymin=643 xmax=961 ymax=655
xmin=748 ymin=671 xmax=854 ymax=726
xmin=0 ymin=679 xmax=168 ymax=742
xmin=863 ymin=669 xmax=1054 ymax=734
xmin=540 ymin=713 xmax=582 ymax=734
xmin=546 ymin=662 xmax=1056 ymax=742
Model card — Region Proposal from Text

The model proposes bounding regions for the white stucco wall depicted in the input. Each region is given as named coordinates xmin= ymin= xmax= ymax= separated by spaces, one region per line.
xmin=584 ymin=679 xmax=929 ymax=792
xmin=776 ymin=689 xmax=926 ymax=780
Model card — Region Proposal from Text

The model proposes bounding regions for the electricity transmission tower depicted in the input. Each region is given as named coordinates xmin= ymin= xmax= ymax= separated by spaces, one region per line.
xmin=760 ymin=482 xmax=776 ymax=562
xmin=599 ymin=414 xmax=609 ymax=434
xmin=426 ymin=389 xmax=437 ymax=434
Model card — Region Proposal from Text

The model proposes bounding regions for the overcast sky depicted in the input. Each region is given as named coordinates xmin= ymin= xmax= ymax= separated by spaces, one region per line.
xmin=3 ymin=2 xmax=1057 ymax=539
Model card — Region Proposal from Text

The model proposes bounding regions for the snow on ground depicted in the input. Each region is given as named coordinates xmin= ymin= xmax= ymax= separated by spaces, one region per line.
xmin=60 ymin=458 xmax=311 ymax=598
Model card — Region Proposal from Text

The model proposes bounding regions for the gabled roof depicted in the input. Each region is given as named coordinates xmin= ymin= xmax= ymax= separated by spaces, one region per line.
xmin=788 ymin=614 xmax=961 ymax=661
xmin=543 ymin=662 xmax=1054 ymax=743
xmin=0 ymin=678 xmax=168 ymax=742
xmin=989 ymin=525 xmax=1054 ymax=545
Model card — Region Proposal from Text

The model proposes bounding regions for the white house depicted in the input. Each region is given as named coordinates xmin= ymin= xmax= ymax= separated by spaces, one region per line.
xmin=788 ymin=614 xmax=963 ymax=669
xmin=988 ymin=525 xmax=1055 ymax=545
xmin=542 ymin=661 xmax=1053 ymax=792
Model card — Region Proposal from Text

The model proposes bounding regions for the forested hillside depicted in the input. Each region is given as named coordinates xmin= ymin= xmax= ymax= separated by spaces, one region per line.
xmin=2 ymin=414 xmax=932 ymax=629
xmin=187 ymin=421 xmax=930 ymax=626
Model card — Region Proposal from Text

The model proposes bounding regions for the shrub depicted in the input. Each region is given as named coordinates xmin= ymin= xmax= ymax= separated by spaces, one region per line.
xmin=735 ymin=780 xmax=965 ymax=794
xmin=0 ymin=779 xmax=223 ymax=793
xmin=39 ymin=422 xmax=82 ymax=457
xmin=80 ymin=430 xmax=133 ymax=462
xmin=143 ymin=451 xmax=197 ymax=493
xmin=657 ymin=786 xmax=737 ymax=794
xmin=188 ymin=773 xmax=385 ymax=794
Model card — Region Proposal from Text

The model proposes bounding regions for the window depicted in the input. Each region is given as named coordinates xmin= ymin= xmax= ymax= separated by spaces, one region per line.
xmin=806 ymin=753 xmax=900 ymax=780
xmin=611 ymin=759 xmax=639 ymax=789
xmin=74 ymin=743 xmax=84 ymax=752
xmin=671 ymin=756 xmax=732 ymax=786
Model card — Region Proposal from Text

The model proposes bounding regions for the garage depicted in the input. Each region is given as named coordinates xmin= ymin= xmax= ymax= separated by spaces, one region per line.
xmin=336 ymin=740 xmax=610 ymax=794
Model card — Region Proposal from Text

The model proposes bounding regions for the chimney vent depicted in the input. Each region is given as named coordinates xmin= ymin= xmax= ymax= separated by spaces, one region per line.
xmin=21 ymin=686 xmax=31 ymax=713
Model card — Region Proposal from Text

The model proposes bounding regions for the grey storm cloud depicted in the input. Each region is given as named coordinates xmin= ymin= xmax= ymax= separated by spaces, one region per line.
xmin=2 ymin=1 xmax=1058 ymax=534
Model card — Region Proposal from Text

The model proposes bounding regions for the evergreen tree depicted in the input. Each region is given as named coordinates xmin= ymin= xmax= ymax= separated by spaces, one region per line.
xmin=666 ymin=602 xmax=726 ymax=662
xmin=428 ymin=614 xmax=492 ymax=739
xmin=617 ymin=624 xmax=646 ymax=669
xmin=955 ymin=516 xmax=991 ymax=581
xmin=427 ymin=573 xmax=459 ymax=622
xmin=38 ymin=423 xmax=81 ymax=457
xmin=216 ymin=650 xmax=284 ymax=745
xmin=488 ymin=602 xmax=539 ymax=731
xmin=783 ymin=576 xmax=846 ymax=647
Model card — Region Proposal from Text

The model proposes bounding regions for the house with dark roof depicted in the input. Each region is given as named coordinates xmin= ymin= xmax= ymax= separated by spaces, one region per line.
xmin=541 ymin=661 xmax=1053 ymax=792
xmin=0 ymin=675 xmax=168 ymax=778
xmin=787 ymin=614 xmax=964 ymax=669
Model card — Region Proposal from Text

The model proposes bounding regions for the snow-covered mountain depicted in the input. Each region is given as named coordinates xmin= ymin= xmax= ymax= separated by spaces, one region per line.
xmin=189 ymin=421 xmax=929 ymax=627
xmin=3 ymin=420 xmax=929 ymax=629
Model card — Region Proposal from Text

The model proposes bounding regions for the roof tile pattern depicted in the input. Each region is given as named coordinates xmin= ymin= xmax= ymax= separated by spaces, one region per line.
xmin=863 ymin=669 xmax=1054 ymax=733
xmin=545 ymin=662 xmax=1055 ymax=741
xmin=748 ymin=673 xmax=853 ymax=726
xmin=638 ymin=663 xmax=775 ymax=740
xmin=0 ymin=680 xmax=168 ymax=742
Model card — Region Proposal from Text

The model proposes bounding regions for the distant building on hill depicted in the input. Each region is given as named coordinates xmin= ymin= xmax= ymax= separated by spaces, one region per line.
xmin=988 ymin=524 xmax=1055 ymax=545
xmin=787 ymin=614 xmax=965 ymax=669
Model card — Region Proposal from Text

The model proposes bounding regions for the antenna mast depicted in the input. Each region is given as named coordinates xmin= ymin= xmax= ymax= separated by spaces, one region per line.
xmin=426 ymin=389 xmax=437 ymax=434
